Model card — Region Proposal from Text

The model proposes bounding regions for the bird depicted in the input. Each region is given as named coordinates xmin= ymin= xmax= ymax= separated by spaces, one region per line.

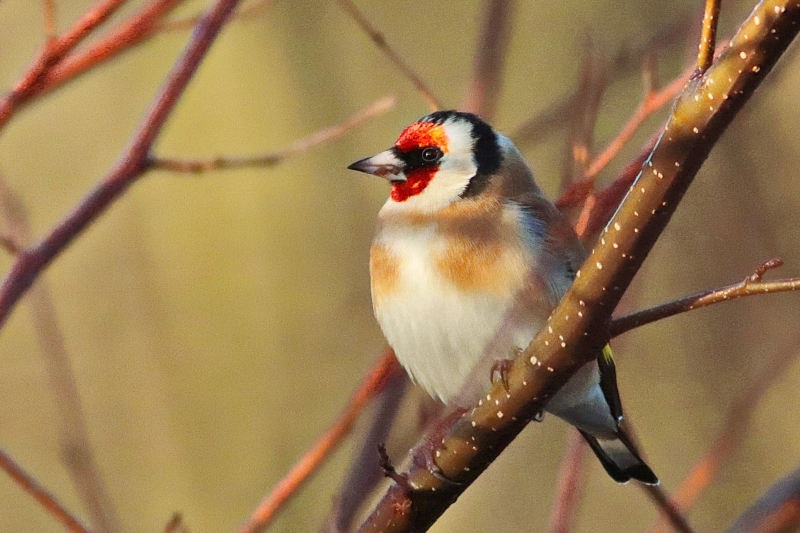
xmin=348 ymin=110 xmax=658 ymax=485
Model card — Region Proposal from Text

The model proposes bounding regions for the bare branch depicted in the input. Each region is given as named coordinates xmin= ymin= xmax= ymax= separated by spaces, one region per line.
xmin=354 ymin=3 xmax=800 ymax=531
xmin=697 ymin=0 xmax=722 ymax=73
xmin=319 ymin=368 xmax=408 ymax=533
xmin=547 ymin=430 xmax=588 ymax=533
xmin=239 ymin=350 xmax=403 ymax=533
xmin=725 ymin=464 xmax=800 ymax=533
xmin=42 ymin=0 xmax=58 ymax=41
xmin=641 ymin=485 xmax=696 ymax=533
xmin=154 ymin=0 xmax=272 ymax=32
xmin=0 ymin=175 xmax=121 ymax=533
xmin=336 ymin=0 xmax=441 ymax=111
xmin=610 ymin=259 xmax=800 ymax=337
xmin=0 ymin=448 xmax=91 ymax=533
xmin=0 ymin=0 xmax=184 ymax=130
xmin=151 ymin=95 xmax=397 ymax=173
xmin=648 ymin=335 xmax=800 ymax=533
xmin=0 ymin=0 xmax=243 ymax=331
xmin=459 ymin=0 xmax=516 ymax=121
xmin=511 ymin=18 xmax=693 ymax=148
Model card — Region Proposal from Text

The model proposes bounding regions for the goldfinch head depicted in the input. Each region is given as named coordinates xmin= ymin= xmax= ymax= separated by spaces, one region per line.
xmin=348 ymin=111 xmax=503 ymax=212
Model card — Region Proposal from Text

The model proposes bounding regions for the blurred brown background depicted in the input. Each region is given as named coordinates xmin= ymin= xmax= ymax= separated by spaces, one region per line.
xmin=0 ymin=0 xmax=799 ymax=531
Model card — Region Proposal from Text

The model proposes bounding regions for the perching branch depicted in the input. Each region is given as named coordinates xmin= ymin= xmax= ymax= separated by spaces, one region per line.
xmin=151 ymin=96 xmax=397 ymax=173
xmin=355 ymin=2 xmax=800 ymax=531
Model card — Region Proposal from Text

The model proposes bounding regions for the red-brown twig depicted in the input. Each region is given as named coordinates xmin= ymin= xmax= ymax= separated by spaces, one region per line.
xmin=42 ymin=0 xmax=58 ymax=41
xmin=0 ymin=0 xmax=184 ymax=130
xmin=0 ymin=448 xmax=91 ymax=533
xmin=151 ymin=95 xmax=397 ymax=173
xmin=0 ymin=0 xmax=242 ymax=331
xmin=581 ymin=72 xmax=687 ymax=188
xmin=610 ymin=259 xmax=800 ymax=337
xmin=561 ymin=40 xmax=607 ymax=188
xmin=697 ymin=0 xmax=722 ymax=73
xmin=335 ymin=0 xmax=441 ymax=111
xmin=0 ymin=176 xmax=120 ymax=533
xmin=459 ymin=0 xmax=516 ymax=121
xmin=547 ymin=430 xmax=588 ymax=533
xmin=36 ymin=0 xmax=184 ymax=97
xmin=648 ymin=335 xmax=800 ymax=533
xmin=0 ymin=0 xmax=133 ymax=129
xmin=238 ymin=350 xmax=403 ymax=533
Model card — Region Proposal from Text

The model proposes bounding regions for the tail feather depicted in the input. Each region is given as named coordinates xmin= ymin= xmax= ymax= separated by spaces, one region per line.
xmin=579 ymin=429 xmax=659 ymax=485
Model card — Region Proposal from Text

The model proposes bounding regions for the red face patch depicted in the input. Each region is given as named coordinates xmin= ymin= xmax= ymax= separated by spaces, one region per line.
xmin=391 ymin=121 xmax=449 ymax=202
xmin=395 ymin=121 xmax=449 ymax=152
xmin=390 ymin=168 xmax=436 ymax=202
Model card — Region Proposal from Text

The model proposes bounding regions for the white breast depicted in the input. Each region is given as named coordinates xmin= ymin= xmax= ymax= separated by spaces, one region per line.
xmin=371 ymin=214 xmax=547 ymax=406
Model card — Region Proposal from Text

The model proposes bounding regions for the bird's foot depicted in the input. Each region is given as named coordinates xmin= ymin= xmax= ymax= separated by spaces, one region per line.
xmin=411 ymin=408 xmax=466 ymax=487
xmin=490 ymin=359 xmax=514 ymax=392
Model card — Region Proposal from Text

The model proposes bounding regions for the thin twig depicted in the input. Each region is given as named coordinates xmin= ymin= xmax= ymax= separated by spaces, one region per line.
xmin=511 ymin=18 xmax=693 ymax=148
xmin=697 ymin=0 xmax=722 ymax=73
xmin=0 ymin=0 xmax=243 ymax=331
xmin=151 ymin=95 xmax=397 ymax=173
xmin=238 ymin=350 xmax=403 ymax=533
xmin=649 ymin=335 xmax=800 ymax=533
xmin=0 ymin=0 xmax=184 ymax=130
xmin=561 ymin=40 xmax=606 ymax=188
xmin=154 ymin=0 xmax=271 ymax=31
xmin=581 ymin=72 xmax=687 ymax=186
xmin=319 ymin=366 xmax=407 ymax=533
xmin=725 ymin=464 xmax=800 ymax=533
xmin=0 ymin=175 xmax=121 ymax=533
xmin=547 ymin=430 xmax=588 ymax=533
xmin=610 ymin=259 xmax=800 ymax=337
xmin=43 ymin=0 xmax=58 ymax=41
xmin=459 ymin=0 xmax=516 ymax=121
xmin=336 ymin=0 xmax=441 ymax=111
xmin=0 ymin=448 xmax=91 ymax=533
xmin=641 ymin=485 xmax=696 ymax=533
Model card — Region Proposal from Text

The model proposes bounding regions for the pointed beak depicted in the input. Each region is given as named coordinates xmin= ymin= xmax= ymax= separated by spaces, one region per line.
xmin=347 ymin=149 xmax=406 ymax=181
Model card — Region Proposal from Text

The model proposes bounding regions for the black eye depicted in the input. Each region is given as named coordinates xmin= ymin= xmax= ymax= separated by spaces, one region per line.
xmin=421 ymin=147 xmax=442 ymax=163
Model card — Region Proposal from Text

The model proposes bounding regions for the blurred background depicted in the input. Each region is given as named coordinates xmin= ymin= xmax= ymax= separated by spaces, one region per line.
xmin=0 ymin=0 xmax=798 ymax=531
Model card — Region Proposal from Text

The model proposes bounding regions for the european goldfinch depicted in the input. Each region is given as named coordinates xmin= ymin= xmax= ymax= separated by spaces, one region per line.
xmin=349 ymin=111 xmax=657 ymax=485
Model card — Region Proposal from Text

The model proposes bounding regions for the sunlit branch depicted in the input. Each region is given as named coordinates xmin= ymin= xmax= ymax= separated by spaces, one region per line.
xmin=698 ymin=0 xmax=722 ymax=73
